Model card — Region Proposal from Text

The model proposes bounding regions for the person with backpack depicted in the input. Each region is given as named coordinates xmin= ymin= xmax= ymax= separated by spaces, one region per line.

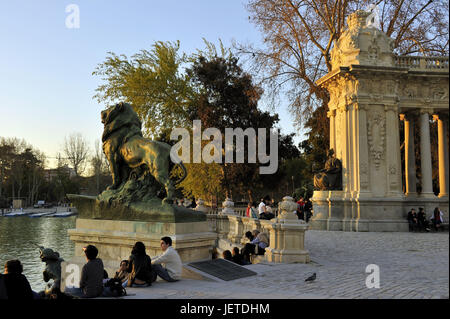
xmin=114 ymin=260 xmax=129 ymax=284
xmin=65 ymin=245 xmax=105 ymax=298
xmin=122 ymin=241 xmax=153 ymax=288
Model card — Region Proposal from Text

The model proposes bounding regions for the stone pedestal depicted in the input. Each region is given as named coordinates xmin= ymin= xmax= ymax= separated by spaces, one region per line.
xmin=220 ymin=198 xmax=235 ymax=215
xmin=62 ymin=194 xmax=216 ymax=291
xmin=264 ymin=197 xmax=310 ymax=263
xmin=312 ymin=191 xmax=448 ymax=232
xmin=68 ymin=218 xmax=216 ymax=263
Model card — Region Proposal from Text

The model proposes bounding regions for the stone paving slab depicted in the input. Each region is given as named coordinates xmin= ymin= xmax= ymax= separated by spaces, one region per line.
xmin=116 ymin=230 xmax=448 ymax=299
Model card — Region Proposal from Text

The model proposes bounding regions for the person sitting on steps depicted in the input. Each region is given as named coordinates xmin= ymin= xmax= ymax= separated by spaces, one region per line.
xmin=65 ymin=245 xmax=106 ymax=298
xmin=122 ymin=241 xmax=153 ymax=288
xmin=151 ymin=237 xmax=182 ymax=283
xmin=242 ymin=230 xmax=269 ymax=263
xmin=417 ymin=207 xmax=430 ymax=232
xmin=407 ymin=208 xmax=418 ymax=232
xmin=114 ymin=260 xmax=130 ymax=284
xmin=431 ymin=207 xmax=445 ymax=231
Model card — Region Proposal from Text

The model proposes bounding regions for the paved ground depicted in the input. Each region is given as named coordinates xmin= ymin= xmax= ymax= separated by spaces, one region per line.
xmin=122 ymin=230 xmax=449 ymax=299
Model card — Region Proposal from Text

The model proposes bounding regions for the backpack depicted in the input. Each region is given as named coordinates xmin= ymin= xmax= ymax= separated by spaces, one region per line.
xmin=104 ymin=278 xmax=127 ymax=297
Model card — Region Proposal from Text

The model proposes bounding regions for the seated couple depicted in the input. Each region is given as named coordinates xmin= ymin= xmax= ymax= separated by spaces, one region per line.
xmin=242 ymin=230 xmax=269 ymax=263
xmin=121 ymin=236 xmax=182 ymax=288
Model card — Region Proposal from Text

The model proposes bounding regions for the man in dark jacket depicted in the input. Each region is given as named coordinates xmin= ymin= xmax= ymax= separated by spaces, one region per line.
xmin=65 ymin=245 xmax=105 ymax=298
xmin=2 ymin=259 xmax=34 ymax=300
xmin=407 ymin=208 xmax=418 ymax=232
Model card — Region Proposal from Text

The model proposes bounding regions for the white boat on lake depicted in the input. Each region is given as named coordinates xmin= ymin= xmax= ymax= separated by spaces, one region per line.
xmin=52 ymin=211 xmax=77 ymax=217
xmin=29 ymin=212 xmax=58 ymax=218
xmin=4 ymin=211 xmax=33 ymax=217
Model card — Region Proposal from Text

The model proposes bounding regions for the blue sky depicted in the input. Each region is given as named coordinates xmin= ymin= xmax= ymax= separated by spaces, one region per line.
xmin=0 ymin=1 xmax=304 ymax=168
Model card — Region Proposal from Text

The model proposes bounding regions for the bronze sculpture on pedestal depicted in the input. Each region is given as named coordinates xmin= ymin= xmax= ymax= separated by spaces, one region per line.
xmin=313 ymin=149 xmax=342 ymax=190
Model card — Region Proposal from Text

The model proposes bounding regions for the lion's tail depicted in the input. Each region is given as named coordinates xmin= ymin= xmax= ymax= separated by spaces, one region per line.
xmin=173 ymin=161 xmax=187 ymax=186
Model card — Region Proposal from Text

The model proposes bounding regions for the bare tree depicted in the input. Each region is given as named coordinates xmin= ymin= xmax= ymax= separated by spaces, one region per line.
xmin=90 ymin=140 xmax=109 ymax=194
xmin=238 ymin=0 xmax=449 ymax=128
xmin=63 ymin=133 xmax=90 ymax=177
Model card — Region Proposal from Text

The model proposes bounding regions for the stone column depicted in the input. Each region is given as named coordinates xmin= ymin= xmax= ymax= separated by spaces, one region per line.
xmin=419 ymin=110 xmax=434 ymax=197
xmin=400 ymin=113 xmax=417 ymax=196
xmin=328 ymin=109 xmax=336 ymax=152
xmin=434 ymin=114 xmax=449 ymax=198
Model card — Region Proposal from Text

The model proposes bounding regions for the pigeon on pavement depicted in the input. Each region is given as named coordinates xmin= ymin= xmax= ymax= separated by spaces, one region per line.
xmin=305 ymin=273 xmax=316 ymax=282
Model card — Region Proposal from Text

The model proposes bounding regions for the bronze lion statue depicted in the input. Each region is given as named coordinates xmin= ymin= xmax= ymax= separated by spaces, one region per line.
xmin=101 ymin=102 xmax=186 ymax=203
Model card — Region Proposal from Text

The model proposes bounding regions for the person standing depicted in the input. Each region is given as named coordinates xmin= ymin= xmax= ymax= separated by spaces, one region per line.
xmin=297 ymin=197 xmax=305 ymax=220
xmin=304 ymin=198 xmax=313 ymax=222
xmin=151 ymin=237 xmax=182 ymax=283
xmin=246 ymin=202 xmax=252 ymax=217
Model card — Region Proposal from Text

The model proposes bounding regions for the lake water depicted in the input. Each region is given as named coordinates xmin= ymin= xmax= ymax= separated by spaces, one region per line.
xmin=0 ymin=216 xmax=76 ymax=291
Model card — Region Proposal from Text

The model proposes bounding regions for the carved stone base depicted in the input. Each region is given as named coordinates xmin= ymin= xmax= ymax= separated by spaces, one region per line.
xmin=62 ymin=218 xmax=217 ymax=291
xmin=67 ymin=194 xmax=207 ymax=223
xmin=311 ymin=191 xmax=448 ymax=232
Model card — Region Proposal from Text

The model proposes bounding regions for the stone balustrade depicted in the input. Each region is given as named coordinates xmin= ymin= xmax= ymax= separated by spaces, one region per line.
xmin=207 ymin=196 xmax=309 ymax=263
xmin=394 ymin=55 xmax=449 ymax=70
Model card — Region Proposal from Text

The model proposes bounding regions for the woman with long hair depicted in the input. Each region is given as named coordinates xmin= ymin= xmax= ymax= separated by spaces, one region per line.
xmin=122 ymin=241 xmax=153 ymax=287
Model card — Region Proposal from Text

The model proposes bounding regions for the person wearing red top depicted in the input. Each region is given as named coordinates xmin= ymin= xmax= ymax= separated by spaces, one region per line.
xmin=297 ymin=197 xmax=305 ymax=220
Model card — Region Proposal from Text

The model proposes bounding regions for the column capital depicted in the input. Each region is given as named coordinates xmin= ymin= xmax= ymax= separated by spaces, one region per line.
xmin=433 ymin=112 xmax=449 ymax=122
xmin=419 ymin=108 xmax=434 ymax=115
xmin=327 ymin=109 xmax=336 ymax=117
xmin=384 ymin=104 xmax=398 ymax=113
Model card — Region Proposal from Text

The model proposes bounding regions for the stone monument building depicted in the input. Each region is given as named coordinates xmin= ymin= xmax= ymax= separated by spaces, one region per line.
xmin=311 ymin=10 xmax=449 ymax=232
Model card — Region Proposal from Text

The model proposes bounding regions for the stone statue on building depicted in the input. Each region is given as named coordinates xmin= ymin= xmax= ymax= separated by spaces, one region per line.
xmin=313 ymin=149 xmax=342 ymax=190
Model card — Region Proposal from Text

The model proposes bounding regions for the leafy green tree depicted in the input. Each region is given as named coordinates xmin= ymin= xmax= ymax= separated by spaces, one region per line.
xmin=93 ymin=41 xmax=194 ymax=139
xmin=186 ymin=54 xmax=280 ymax=200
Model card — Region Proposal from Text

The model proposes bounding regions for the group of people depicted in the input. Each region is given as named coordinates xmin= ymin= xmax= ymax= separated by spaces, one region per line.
xmin=221 ymin=230 xmax=269 ymax=265
xmin=407 ymin=207 xmax=445 ymax=232
xmin=296 ymin=196 xmax=313 ymax=222
xmin=0 ymin=236 xmax=183 ymax=299
xmin=245 ymin=195 xmax=313 ymax=222
xmin=246 ymin=196 xmax=276 ymax=220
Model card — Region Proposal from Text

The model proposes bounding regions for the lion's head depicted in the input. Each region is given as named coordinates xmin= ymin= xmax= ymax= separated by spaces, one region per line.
xmin=101 ymin=102 xmax=142 ymax=142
